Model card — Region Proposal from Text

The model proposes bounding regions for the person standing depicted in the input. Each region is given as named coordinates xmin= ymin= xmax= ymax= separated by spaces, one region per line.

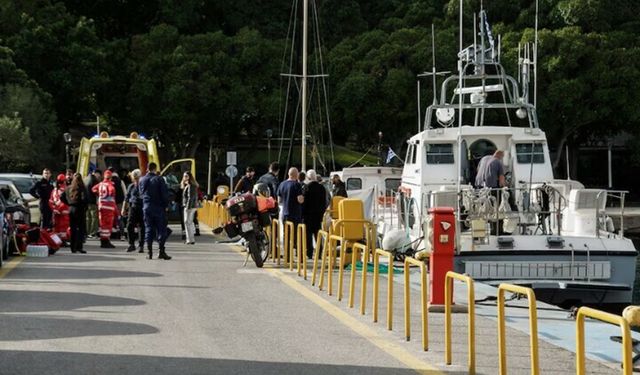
xmin=30 ymin=168 xmax=54 ymax=229
xmin=277 ymin=168 xmax=304 ymax=260
xmin=234 ymin=166 xmax=255 ymax=194
xmin=331 ymin=174 xmax=348 ymax=198
xmin=49 ymin=174 xmax=70 ymax=241
xmin=181 ymin=171 xmax=198 ymax=245
xmin=139 ymin=163 xmax=171 ymax=260
xmin=476 ymin=150 xmax=506 ymax=188
xmin=122 ymin=169 xmax=145 ymax=253
xmin=92 ymin=170 xmax=118 ymax=248
xmin=84 ymin=169 xmax=102 ymax=237
xmin=62 ymin=173 xmax=88 ymax=253
xmin=302 ymin=169 xmax=327 ymax=259
xmin=257 ymin=162 xmax=280 ymax=197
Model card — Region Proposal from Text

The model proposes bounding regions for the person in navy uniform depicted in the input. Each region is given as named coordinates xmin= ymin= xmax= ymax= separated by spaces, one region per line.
xmin=30 ymin=168 xmax=55 ymax=229
xmin=139 ymin=162 xmax=172 ymax=260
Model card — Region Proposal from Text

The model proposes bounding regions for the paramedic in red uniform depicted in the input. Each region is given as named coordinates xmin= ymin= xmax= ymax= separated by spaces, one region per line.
xmin=49 ymin=173 xmax=70 ymax=242
xmin=92 ymin=169 xmax=118 ymax=248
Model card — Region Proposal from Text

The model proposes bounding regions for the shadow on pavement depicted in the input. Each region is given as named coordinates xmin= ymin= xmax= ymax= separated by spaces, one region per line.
xmin=5 ymin=267 xmax=162 ymax=280
xmin=28 ymin=255 xmax=136 ymax=263
xmin=0 ymin=316 xmax=158 ymax=341
xmin=0 ymin=290 xmax=145 ymax=313
xmin=0 ymin=351 xmax=467 ymax=374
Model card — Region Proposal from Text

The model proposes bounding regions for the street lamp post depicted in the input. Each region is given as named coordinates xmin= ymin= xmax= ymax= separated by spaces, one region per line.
xmin=63 ymin=132 xmax=72 ymax=171
xmin=207 ymin=136 xmax=215 ymax=197
xmin=266 ymin=129 xmax=273 ymax=163
xmin=377 ymin=131 xmax=383 ymax=166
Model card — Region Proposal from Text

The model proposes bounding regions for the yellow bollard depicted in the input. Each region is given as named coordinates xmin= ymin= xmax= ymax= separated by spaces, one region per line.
xmin=271 ymin=219 xmax=280 ymax=263
xmin=403 ymin=257 xmax=429 ymax=351
xmin=284 ymin=221 xmax=295 ymax=270
xmin=497 ymin=284 xmax=539 ymax=375
xmin=372 ymin=248 xmax=394 ymax=330
xmin=576 ymin=307 xmax=632 ymax=375
xmin=349 ymin=242 xmax=368 ymax=309
xmin=296 ymin=224 xmax=307 ymax=279
xmin=445 ymin=271 xmax=475 ymax=373
xmin=311 ymin=230 xmax=328 ymax=286
xmin=321 ymin=235 xmax=343 ymax=296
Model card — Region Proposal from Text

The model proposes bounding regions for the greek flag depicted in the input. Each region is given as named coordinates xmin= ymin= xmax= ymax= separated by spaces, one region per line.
xmin=482 ymin=11 xmax=495 ymax=51
xmin=386 ymin=148 xmax=398 ymax=164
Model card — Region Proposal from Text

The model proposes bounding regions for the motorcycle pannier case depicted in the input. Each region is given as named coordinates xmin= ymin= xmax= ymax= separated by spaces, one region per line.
xmin=226 ymin=193 xmax=257 ymax=217
xmin=224 ymin=222 xmax=240 ymax=238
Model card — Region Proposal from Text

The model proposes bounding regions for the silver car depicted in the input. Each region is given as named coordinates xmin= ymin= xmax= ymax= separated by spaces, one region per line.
xmin=0 ymin=173 xmax=40 ymax=225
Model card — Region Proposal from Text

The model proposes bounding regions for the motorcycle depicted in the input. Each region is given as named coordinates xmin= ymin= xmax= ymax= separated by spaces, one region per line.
xmin=216 ymin=192 xmax=277 ymax=268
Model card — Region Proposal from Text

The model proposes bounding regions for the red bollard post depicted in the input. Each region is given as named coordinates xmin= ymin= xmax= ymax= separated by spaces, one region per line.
xmin=428 ymin=207 xmax=456 ymax=312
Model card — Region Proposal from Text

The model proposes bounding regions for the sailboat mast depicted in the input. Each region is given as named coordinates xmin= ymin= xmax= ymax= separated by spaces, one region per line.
xmin=301 ymin=0 xmax=308 ymax=172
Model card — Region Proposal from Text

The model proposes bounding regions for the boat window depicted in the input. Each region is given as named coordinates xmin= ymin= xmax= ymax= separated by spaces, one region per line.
xmin=346 ymin=178 xmax=362 ymax=191
xmin=384 ymin=178 xmax=401 ymax=193
xmin=406 ymin=145 xmax=416 ymax=165
xmin=425 ymin=143 xmax=454 ymax=164
xmin=411 ymin=145 xmax=417 ymax=164
xmin=515 ymin=143 xmax=544 ymax=164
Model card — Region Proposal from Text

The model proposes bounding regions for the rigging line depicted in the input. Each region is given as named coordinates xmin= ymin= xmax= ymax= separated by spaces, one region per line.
xmin=286 ymin=84 xmax=303 ymax=171
xmin=278 ymin=0 xmax=300 ymax=163
xmin=346 ymin=146 xmax=375 ymax=168
xmin=277 ymin=0 xmax=298 ymax=143
xmin=310 ymin=2 xmax=325 ymax=171
xmin=496 ymin=64 xmax=513 ymax=127
xmin=311 ymin=0 xmax=336 ymax=171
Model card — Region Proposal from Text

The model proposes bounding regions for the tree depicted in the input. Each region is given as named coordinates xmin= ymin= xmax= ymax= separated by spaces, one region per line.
xmin=0 ymin=116 xmax=31 ymax=170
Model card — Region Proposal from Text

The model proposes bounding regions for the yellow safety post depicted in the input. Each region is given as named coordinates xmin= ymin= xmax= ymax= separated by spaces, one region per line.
xmin=348 ymin=242 xmax=368 ymax=310
xmin=296 ymin=224 xmax=307 ymax=279
xmin=576 ymin=307 xmax=632 ymax=375
xmin=497 ymin=284 xmax=539 ymax=375
xmin=271 ymin=219 xmax=280 ymax=264
xmin=372 ymin=248 xmax=394 ymax=330
xmin=319 ymin=235 xmax=343 ymax=295
xmin=311 ymin=230 xmax=328 ymax=286
xmin=284 ymin=221 xmax=295 ymax=270
xmin=445 ymin=271 xmax=475 ymax=374
xmin=403 ymin=257 xmax=429 ymax=351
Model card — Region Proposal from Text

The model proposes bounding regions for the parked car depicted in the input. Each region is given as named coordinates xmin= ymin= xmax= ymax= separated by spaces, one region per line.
xmin=0 ymin=173 xmax=40 ymax=225
xmin=0 ymin=180 xmax=31 ymax=225
xmin=0 ymin=189 xmax=29 ymax=264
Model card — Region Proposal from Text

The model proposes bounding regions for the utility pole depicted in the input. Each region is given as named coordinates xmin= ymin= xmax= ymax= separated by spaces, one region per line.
xmin=207 ymin=137 xmax=214 ymax=196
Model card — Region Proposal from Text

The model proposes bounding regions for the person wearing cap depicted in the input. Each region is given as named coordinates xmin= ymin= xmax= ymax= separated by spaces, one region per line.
xmin=234 ymin=166 xmax=255 ymax=194
xmin=122 ymin=169 xmax=145 ymax=253
xmin=302 ymin=169 xmax=327 ymax=259
xmin=49 ymin=173 xmax=70 ymax=242
xmin=92 ymin=169 xmax=118 ymax=248
xmin=139 ymin=162 xmax=172 ymax=260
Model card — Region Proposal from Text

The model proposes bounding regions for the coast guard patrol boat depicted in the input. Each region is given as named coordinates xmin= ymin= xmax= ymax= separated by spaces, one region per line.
xmin=388 ymin=11 xmax=636 ymax=307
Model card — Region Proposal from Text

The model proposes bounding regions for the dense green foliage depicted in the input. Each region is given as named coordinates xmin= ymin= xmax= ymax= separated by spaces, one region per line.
xmin=0 ymin=0 xmax=638 ymax=172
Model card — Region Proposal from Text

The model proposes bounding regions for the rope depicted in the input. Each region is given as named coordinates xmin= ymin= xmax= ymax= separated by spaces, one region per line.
xmin=345 ymin=146 xmax=374 ymax=168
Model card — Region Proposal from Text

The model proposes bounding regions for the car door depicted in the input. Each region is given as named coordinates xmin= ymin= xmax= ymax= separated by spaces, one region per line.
xmin=160 ymin=159 xmax=196 ymax=214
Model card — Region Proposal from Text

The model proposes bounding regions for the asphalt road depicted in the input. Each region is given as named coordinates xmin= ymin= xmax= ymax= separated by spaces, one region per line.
xmin=0 ymin=226 xmax=620 ymax=374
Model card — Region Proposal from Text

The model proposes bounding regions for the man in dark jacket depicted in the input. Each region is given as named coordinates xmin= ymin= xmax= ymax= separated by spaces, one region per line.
xmin=331 ymin=174 xmax=348 ymax=198
xmin=302 ymin=169 xmax=327 ymax=259
xmin=233 ymin=166 xmax=255 ymax=194
xmin=257 ymin=162 xmax=280 ymax=197
xmin=29 ymin=168 xmax=54 ymax=229
xmin=122 ymin=169 xmax=145 ymax=253
xmin=139 ymin=163 xmax=171 ymax=260
xmin=84 ymin=169 xmax=101 ymax=237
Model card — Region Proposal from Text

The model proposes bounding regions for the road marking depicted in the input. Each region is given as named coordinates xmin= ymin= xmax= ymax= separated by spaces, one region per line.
xmin=268 ymin=268 xmax=446 ymax=375
xmin=0 ymin=256 xmax=25 ymax=279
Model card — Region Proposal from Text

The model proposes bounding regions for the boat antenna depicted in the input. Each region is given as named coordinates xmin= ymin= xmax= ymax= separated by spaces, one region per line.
xmin=456 ymin=0 xmax=463 ymax=195
xmin=417 ymin=24 xmax=449 ymax=131
xmin=534 ymin=0 xmax=539 ymax=108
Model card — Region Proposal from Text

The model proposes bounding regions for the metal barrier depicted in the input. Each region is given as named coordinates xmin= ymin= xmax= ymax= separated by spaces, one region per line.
xmin=284 ymin=221 xmax=295 ymax=269
xmin=403 ymin=257 xmax=429 ymax=351
xmin=445 ymin=271 xmax=475 ymax=374
xmin=311 ymin=230 xmax=329 ymax=286
xmin=296 ymin=223 xmax=307 ymax=279
xmin=373 ymin=248 xmax=394 ymax=330
xmin=349 ymin=242 xmax=368 ymax=310
xmin=576 ymin=307 xmax=632 ymax=375
xmin=318 ymin=235 xmax=344 ymax=296
xmin=270 ymin=219 xmax=280 ymax=264
xmin=497 ymin=283 xmax=539 ymax=375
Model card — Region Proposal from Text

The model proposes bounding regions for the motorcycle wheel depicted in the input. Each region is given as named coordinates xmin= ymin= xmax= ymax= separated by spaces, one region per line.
xmin=246 ymin=232 xmax=264 ymax=268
